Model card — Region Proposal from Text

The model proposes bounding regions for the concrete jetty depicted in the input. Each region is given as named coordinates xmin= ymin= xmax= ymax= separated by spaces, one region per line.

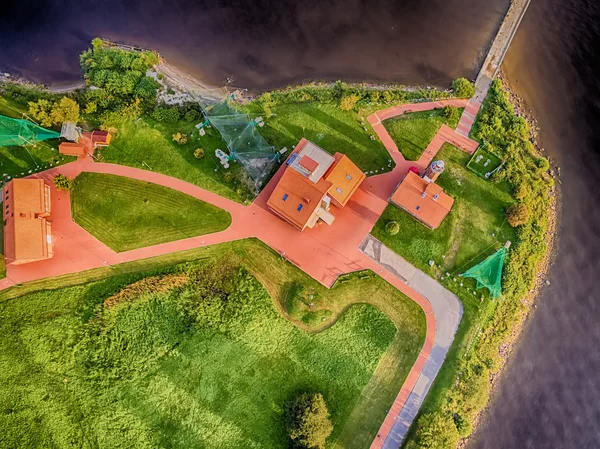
xmin=457 ymin=0 xmax=532 ymax=136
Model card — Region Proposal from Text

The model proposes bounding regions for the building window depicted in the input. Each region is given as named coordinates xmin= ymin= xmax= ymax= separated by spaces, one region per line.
xmin=346 ymin=174 xmax=352 ymax=181
xmin=336 ymin=187 xmax=342 ymax=194
xmin=416 ymin=205 xmax=421 ymax=211
xmin=297 ymin=204 xmax=303 ymax=211
xmin=282 ymin=193 xmax=288 ymax=201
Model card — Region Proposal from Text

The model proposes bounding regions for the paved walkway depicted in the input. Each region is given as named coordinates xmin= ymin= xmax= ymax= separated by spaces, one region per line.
xmin=1 ymin=98 xmax=479 ymax=449
xmin=360 ymin=236 xmax=462 ymax=449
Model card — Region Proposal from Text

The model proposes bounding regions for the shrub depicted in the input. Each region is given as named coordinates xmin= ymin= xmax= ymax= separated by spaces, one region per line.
xmin=536 ymin=157 xmax=550 ymax=172
xmin=339 ymin=94 xmax=360 ymax=111
xmin=53 ymin=174 xmax=74 ymax=191
xmin=443 ymin=105 xmax=460 ymax=122
xmin=506 ymin=203 xmax=530 ymax=227
xmin=152 ymin=106 xmax=180 ymax=123
xmin=193 ymin=148 xmax=205 ymax=159
xmin=223 ymin=172 xmax=234 ymax=183
xmin=285 ymin=392 xmax=333 ymax=449
xmin=452 ymin=77 xmax=475 ymax=98
xmin=411 ymin=412 xmax=460 ymax=449
xmin=172 ymin=132 xmax=188 ymax=145
xmin=184 ymin=109 xmax=200 ymax=122
xmin=385 ymin=220 xmax=400 ymax=235
xmin=453 ymin=413 xmax=473 ymax=438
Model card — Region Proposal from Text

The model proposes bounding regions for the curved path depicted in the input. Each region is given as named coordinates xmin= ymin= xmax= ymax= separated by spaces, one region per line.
xmin=1 ymin=98 xmax=477 ymax=449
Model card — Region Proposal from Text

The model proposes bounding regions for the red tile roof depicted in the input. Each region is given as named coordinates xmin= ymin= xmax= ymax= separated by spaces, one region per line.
xmin=3 ymin=179 xmax=53 ymax=264
xmin=299 ymin=155 xmax=319 ymax=173
xmin=390 ymin=172 xmax=453 ymax=229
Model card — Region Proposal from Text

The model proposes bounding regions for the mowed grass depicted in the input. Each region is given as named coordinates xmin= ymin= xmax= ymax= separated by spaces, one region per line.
xmin=249 ymin=102 xmax=393 ymax=173
xmin=383 ymin=108 xmax=463 ymax=161
xmin=0 ymin=239 xmax=425 ymax=449
xmin=71 ymin=172 xmax=231 ymax=252
xmin=372 ymin=143 xmax=515 ymax=277
xmin=101 ymin=117 xmax=249 ymax=202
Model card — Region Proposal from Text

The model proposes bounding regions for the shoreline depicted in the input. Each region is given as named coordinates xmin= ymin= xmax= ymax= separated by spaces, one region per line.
xmin=459 ymin=70 xmax=560 ymax=447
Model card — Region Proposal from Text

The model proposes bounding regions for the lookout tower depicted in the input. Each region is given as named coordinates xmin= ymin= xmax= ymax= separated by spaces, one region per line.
xmin=423 ymin=160 xmax=445 ymax=183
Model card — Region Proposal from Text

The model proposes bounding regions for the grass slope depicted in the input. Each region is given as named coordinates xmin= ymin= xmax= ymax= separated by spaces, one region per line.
xmin=101 ymin=117 xmax=250 ymax=202
xmin=248 ymin=102 xmax=393 ymax=173
xmin=383 ymin=108 xmax=462 ymax=161
xmin=0 ymin=239 xmax=425 ymax=449
xmin=71 ymin=172 xmax=231 ymax=252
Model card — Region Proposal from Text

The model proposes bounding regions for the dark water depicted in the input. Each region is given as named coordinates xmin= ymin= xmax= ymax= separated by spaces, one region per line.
xmin=0 ymin=0 xmax=507 ymax=90
xmin=2 ymin=0 xmax=600 ymax=448
xmin=469 ymin=1 xmax=600 ymax=448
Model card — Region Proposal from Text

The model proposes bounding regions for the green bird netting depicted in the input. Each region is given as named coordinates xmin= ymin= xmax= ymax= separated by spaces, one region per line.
xmin=0 ymin=114 xmax=60 ymax=147
xmin=202 ymin=96 xmax=279 ymax=190
xmin=461 ymin=246 xmax=507 ymax=298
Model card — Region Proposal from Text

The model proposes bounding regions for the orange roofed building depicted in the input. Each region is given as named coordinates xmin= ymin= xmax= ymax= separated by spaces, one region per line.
xmin=389 ymin=170 xmax=454 ymax=229
xmin=59 ymin=130 xmax=111 ymax=157
xmin=3 ymin=179 xmax=54 ymax=265
xmin=267 ymin=139 xmax=366 ymax=231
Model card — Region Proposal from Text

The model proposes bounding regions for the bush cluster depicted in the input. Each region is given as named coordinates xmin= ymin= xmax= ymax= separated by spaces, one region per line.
xmin=255 ymin=79 xmax=463 ymax=113
xmin=79 ymin=39 xmax=160 ymax=115
xmin=28 ymin=97 xmax=80 ymax=127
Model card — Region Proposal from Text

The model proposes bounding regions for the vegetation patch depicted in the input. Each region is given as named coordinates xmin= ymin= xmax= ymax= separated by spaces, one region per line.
xmin=103 ymin=273 xmax=188 ymax=308
xmin=0 ymin=239 xmax=426 ymax=448
xmin=383 ymin=108 xmax=463 ymax=161
xmin=0 ymin=240 xmax=425 ymax=449
xmin=71 ymin=172 xmax=232 ymax=252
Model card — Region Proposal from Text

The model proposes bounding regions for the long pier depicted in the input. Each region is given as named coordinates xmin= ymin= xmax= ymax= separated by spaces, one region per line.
xmin=456 ymin=0 xmax=532 ymax=136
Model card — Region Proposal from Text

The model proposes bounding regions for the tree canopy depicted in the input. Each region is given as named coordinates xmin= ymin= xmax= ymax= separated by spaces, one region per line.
xmin=285 ymin=392 xmax=333 ymax=449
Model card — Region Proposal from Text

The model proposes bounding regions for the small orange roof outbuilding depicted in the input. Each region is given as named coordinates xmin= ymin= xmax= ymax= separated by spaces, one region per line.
xmin=390 ymin=171 xmax=454 ymax=229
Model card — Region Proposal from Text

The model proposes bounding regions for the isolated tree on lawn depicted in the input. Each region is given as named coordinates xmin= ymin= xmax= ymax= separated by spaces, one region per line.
xmin=285 ymin=392 xmax=333 ymax=449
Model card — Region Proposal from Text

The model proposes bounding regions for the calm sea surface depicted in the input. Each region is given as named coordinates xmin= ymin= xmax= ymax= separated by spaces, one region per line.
xmin=2 ymin=0 xmax=600 ymax=447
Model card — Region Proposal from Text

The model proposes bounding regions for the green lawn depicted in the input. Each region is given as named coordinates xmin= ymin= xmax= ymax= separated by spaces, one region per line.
xmin=71 ymin=172 xmax=232 ymax=252
xmin=467 ymin=147 xmax=503 ymax=179
xmin=248 ymin=102 xmax=393 ymax=174
xmin=372 ymin=143 xmax=515 ymax=277
xmin=101 ymin=117 xmax=251 ymax=202
xmin=383 ymin=109 xmax=462 ymax=161
xmin=0 ymin=239 xmax=425 ymax=449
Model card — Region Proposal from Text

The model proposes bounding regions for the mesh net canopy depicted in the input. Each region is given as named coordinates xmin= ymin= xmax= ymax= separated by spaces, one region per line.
xmin=0 ymin=114 xmax=60 ymax=147
xmin=202 ymin=96 xmax=279 ymax=190
xmin=461 ymin=246 xmax=507 ymax=298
